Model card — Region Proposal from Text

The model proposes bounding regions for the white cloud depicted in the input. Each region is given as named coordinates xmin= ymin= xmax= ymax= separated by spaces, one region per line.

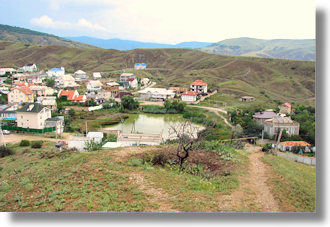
xmin=30 ymin=15 xmax=106 ymax=32
xmin=36 ymin=0 xmax=315 ymax=43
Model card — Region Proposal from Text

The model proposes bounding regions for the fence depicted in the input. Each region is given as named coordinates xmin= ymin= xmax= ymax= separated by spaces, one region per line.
xmin=88 ymin=105 xmax=103 ymax=111
xmin=2 ymin=125 xmax=56 ymax=133
xmin=275 ymin=152 xmax=316 ymax=166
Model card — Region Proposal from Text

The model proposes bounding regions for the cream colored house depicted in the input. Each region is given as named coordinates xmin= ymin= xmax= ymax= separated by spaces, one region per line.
xmin=29 ymin=85 xmax=54 ymax=96
xmin=181 ymin=91 xmax=197 ymax=103
xmin=264 ymin=116 xmax=300 ymax=139
xmin=37 ymin=96 xmax=57 ymax=111
xmin=55 ymin=74 xmax=79 ymax=88
xmin=16 ymin=103 xmax=51 ymax=129
xmin=8 ymin=87 xmax=34 ymax=104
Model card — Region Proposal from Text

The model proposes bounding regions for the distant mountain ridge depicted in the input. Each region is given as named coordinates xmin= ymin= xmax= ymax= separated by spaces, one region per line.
xmin=65 ymin=36 xmax=213 ymax=50
xmin=0 ymin=24 xmax=96 ymax=49
xmin=200 ymin=37 xmax=315 ymax=61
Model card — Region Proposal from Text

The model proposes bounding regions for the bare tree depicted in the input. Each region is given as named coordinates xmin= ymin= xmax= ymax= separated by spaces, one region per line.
xmin=168 ymin=121 xmax=203 ymax=170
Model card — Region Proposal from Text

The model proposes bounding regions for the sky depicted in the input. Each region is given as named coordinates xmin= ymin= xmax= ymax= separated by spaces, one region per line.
xmin=0 ymin=0 xmax=315 ymax=44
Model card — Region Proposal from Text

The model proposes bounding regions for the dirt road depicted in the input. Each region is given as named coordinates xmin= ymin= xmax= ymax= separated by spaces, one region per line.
xmin=189 ymin=105 xmax=233 ymax=128
xmin=3 ymin=133 xmax=70 ymax=144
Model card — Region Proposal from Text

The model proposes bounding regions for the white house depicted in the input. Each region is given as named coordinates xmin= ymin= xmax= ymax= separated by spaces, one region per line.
xmin=120 ymin=73 xmax=136 ymax=82
xmin=141 ymin=78 xmax=150 ymax=86
xmin=47 ymin=67 xmax=65 ymax=78
xmin=93 ymin=72 xmax=102 ymax=80
xmin=86 ymin=80 xmax=103 ymax=91
xmin=68 ymin=136 xmax=91 ymax=151
xmin=138 ymin=88 xmax=175 ymax=101
xmin=134 ymin=63 xmax=147 ymax=70
xmin=181 ymin=91 xmax=197 ymax=103
xmin=190 ymin=80 xmax=208 ymax=94
xmin=74 ymin=70 xmax=87 ymax=80
xmin=0 ymin=68 xmax=16 ymax=75
xmin=21 ymin=64 xmax=37 ymax=72
xmin=127 ymin=78 xmax=138 ymax=89
xmin=87 ymin=132 xmax=104 ymax=143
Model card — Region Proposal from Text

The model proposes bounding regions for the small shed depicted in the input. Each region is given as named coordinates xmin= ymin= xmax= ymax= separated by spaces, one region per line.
xmin=240 ymin=96 xmax=255 ymax=102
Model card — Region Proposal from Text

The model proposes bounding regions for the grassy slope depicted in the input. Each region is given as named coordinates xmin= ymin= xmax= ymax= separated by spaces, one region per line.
xmin=0 ymin=24 xmax=95 ymax=49
xmin=262 ymin=154 xmax=315 ymax=212
xmin=0 ymin=142 xmax=248 ymax=212
xmin=0 ymin=41 xmax=315 ymax=106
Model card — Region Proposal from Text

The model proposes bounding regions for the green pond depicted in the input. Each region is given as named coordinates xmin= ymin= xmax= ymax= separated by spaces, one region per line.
xmin=105 ymin=113 xmax=204 ymax=140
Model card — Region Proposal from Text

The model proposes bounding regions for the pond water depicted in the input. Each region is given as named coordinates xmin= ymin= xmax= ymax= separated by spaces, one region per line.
xmin=105 ymin=113 xmax=204 ymax=140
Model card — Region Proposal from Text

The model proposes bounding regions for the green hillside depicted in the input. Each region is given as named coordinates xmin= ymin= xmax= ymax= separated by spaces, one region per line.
xmin=0 ymin=24 xmax=96 ymax=49
xmin=0 ymin=41 xmax=315 ymax=106
xmin=200 ymin=37 xmax=315 ymax=61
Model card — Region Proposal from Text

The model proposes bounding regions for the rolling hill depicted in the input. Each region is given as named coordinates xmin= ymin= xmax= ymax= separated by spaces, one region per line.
xmin=0 ymin=41 xmax=315 ymax=106
xmin=65 ymin=36 xmax=213 ymax=50
xmin=200 ymin=37 xmax=315 ymax=61
xmin=0 ymin=24 xmax=96 ymax=49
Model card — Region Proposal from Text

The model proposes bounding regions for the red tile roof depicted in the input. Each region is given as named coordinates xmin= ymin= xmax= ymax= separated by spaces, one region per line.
xmin=14 ymin=81 xmax=35 ymax=87
xmin=17 ymin=86 xmax=33 ymax=95
xmin=58 ymin=90 xmax=76 ymax=100
xmin=190 ymin=80 xmax=207 ymax=86
xmin=74 ymin=95 xmax=86 ymax=102
xmin=182 ymin=91 xmax=197 ymax=96
xmin=127 ymin=78 xmax=135 ymax=82
xmin=280 ymin=141 xmax=311 ymax=147
xmin=282 ymin=102 xmax=292 ymax=108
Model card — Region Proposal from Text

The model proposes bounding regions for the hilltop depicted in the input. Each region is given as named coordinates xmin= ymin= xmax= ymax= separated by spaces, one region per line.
xmin=0 ymin=41 xmax=315 ymax=106
xmin=200 ymin=37 xmax=315 ymax=61
xmin=0 ymin=24 xmax=96 ymax=49
xmin=65 ymin=36 xmax=213 ymax=50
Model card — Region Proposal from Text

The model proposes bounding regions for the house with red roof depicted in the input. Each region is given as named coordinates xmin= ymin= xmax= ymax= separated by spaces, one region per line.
xmin=280 ymin=102 xmax=292 ymax=115
xmin=190 ymin=80 xmax=207 ymax=94
xmin=8 ymin=86 xmax=34 ymax=104
xmin=57 ymin=90 xmax=86 ymax=103
xmin=278 ymin=141 xmax=311 ymax=152
xmin=181 ymin=91 xmax=197 ymax=103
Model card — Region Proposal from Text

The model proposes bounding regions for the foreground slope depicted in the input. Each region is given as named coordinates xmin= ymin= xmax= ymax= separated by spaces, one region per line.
xmin=0 ymin=41 xmax=315 ymax=105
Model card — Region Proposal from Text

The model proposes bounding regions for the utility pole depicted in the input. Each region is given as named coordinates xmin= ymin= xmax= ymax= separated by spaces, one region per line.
xmin=85 ymin=121 xmax=88 ymax=136
xmin=276 ymin=128 xmax=283 ymax=152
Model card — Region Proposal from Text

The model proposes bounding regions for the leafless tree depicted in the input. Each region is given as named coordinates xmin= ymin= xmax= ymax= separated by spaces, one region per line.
xmin=168 ymin=121 xmax=204 ymax=170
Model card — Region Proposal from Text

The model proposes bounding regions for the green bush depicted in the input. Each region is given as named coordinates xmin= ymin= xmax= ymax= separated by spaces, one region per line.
xmin=31 ymin=141 xmax=43 ymax=149
xmin=19 ymin=140 xmax=30 ymax=146
xmin=0 ymin=146 xmax=14 ymax=158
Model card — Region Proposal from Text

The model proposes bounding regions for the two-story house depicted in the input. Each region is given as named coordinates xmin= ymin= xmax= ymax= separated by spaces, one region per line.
xmin=120 ymin=73 xmax=136 ymax=82
xmin=190 ymin=80 xmax=208 ymax=94
xmin=21 ymin=64 xmax=37 ymax=72
xmin=16 ymin=103 xmax=51 ymax=130
xmin=55 ymin=74 xmax=79 ymax=88
xmin=7 ymin=87 xmax=34 ymax=104
xmin=47 ymin=67 xmax=65 ymax=78
xmin=86 ymin=80 xmax=103 ymax=91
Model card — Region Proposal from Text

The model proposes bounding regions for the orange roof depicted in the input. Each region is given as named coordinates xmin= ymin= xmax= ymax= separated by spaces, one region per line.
xmin=59 ymin=90 xmax=76 ymax=100
xmin=17 ymin=86 xmax=33 ymax=95
xmin=282 ymin=102 xmax=292 ymax=108
xmin=73 ymin=95 xmax=86 ymax=101
xmin=190 ymin=80 xmax=207 ymax=86
xmin=182 ymin=91 xmax=197 ymax=96
xmin=280 ymin=141 xmax=311 ymax=147
xmin=14 ymin=81 xmax=35 ymax=87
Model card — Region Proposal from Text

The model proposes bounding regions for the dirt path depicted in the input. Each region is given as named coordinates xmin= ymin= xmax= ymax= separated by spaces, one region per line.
xmin=189 ymin=105 xmax=233 ymax=128
xmin=3 ymin=133 xmax=70 ymax=144
xmin=220 ymin=144 xmax=280 ymax=212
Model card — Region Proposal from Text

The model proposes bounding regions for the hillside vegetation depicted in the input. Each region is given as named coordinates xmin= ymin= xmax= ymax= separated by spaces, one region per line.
xmin=200 ymin=37 xmax=315 ymax=61
xmin=0 ymin=24 xmax=95 ymax=49
xmin=0 ymin=41 xmax=315 ymax=106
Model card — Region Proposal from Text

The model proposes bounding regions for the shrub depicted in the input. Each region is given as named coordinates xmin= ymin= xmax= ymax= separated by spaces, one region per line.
xmin=151 ymin=153 xmax=168 ymax=166
xmin=31 ymin=141 xmax=43 ymax=149
xmin=19 ymin=140 xmax=30 ymax=146
xmin=0 ymin=146 xmax=14 ymax=158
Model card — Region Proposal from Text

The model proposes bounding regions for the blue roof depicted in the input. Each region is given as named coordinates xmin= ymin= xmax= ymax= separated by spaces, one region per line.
xmin=135 ymin=63 xmax=146 ymax=66
xmin=49 ymin=68 xmax=64 ymax=72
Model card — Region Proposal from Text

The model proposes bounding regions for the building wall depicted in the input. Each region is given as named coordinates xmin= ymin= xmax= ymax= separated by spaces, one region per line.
xmin=181 ymin=95 xmax=196 ymax=102
xmin=190 ymin=85 xmax=207 ymax=94
xmin=8 ymin=89 xmax=34 ymax=104
xmin=16 ymin=108 xmax=51 ymax=129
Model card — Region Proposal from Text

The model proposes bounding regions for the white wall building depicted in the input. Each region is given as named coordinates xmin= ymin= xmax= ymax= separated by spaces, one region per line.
xmin=138 ymin=88 xmax=175 ymax=101
xmin=190 ymin=80 xmax=208 ymax=94
xmin=47 ymin=67 xmax=65 ymax=78
xmin=181 ymin=91 xmax=197 ymax=103
xmin=87 ymin=132 xmax=104 ymax=143
xmin=87 ymin=80 xmax=103 ymax=91
xmin=93 ymin=72 xmax=102 ymax=80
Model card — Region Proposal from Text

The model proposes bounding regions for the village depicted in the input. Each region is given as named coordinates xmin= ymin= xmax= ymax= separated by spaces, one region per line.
xmin=0 ymin=62 xmax=315 ymax=166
